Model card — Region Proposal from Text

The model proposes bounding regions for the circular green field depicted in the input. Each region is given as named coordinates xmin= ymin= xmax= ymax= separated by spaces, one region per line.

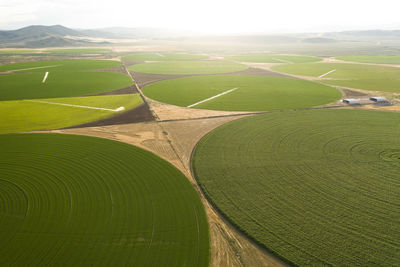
xmin=143 ymin=75 xmax=341 ymax=111
xmin=128 ymin=60 xmax=247 ymax=75
xmin=0 ymin=60 xmax=133 ymax=101
xmin=193 ymin=109 xmax=400 ymax=266
xmin=272 ymin=62 xmax=400 ymax=92
xmin=0 ymin=134 xmax=209 ymax=266
xmin=337 ymin=55 xmax=400 ymax=65
xmin=122 ymin=53 xmax=207 ymax=61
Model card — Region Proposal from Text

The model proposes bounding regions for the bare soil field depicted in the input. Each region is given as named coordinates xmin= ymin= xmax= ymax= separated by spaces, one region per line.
xmin=86 ymin=85 xmax=139 ymax=96
xmin=94 ymin=65 xmax=127 ymax=74
xmin=130 ymin=66 xmax=290 ymax=88
xmin=130 ymin=71 xmax=189 ymax=87
xmin=66 ymin=103 xmax=154 ymax=128
xmin=224 ymin=67 xmax=290 ymax=77
xmin=341 ymin=88 xmax=368 ymax=97
xmin=121 ymin=59 xmax=143 ymax=66
xmin=146 ymin=97 xmax=252 ymax=121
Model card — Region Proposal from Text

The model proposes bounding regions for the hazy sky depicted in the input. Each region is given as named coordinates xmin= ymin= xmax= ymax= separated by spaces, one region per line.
xmin=1 ymin=0 xmax=400 ymax=33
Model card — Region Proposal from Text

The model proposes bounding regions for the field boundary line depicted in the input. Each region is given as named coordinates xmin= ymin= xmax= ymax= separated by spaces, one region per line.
xmin=8 ymin=64 xmax=62 ymax=72
xmin=42 ymin=72 xmax=49 ymax=83
xmin=187 ymin=88 xmax=238 ymax=108
xmin=122 ymin=64 xmax=159 ymax=120
xmin=25 ymin=99 xmax=125 ymax=112
xmin=272 ymin=58 xmax=293 ymax=64
xmin=319 ymin=69 xmax=336 ymax=78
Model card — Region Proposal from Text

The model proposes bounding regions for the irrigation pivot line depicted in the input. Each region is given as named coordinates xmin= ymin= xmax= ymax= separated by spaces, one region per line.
xmin=26 ymin=99 xmax=125 ymax=112
xmin=187 ymin=87 xmax=238 ymax=108
xmin=319 ymin=69 xmax=336 ymax=78
xmin=272 ymin=58 xmax=293 ymax=64
xmin=42 ymin=72 xmax=49 ymax=83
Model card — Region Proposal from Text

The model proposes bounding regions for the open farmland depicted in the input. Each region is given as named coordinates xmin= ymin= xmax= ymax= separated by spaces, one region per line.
xmin=0 ymin=49 xmax=38 ymax=54
xmin=142 ymin=75 xmax=341 ymax=111
xmin=0 ymin=94 xmax=143 ymax=133
xmin=122 ymin=53 xmax=207 ymax=61
xmin=272 ymin=62 xmax=400 ymax=92
xmin=44 ymin=48 xmax=112 ymax=54
xmin=0 ymin=59 xmax=132 ymax=100
xmin=0 ymin=133 xmax=209 ymax=266
xmin=193 ymin=109 xmax=400 ymax=266
xmin=337 ymin=55 xmax=400 ymax=64
xmin=226 ymin=54 xmax=321 ymax=63
xmin=128 ymin=60 xmax=247 ymax=75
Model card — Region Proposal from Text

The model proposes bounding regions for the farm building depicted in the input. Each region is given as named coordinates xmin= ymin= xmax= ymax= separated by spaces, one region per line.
xmin=370 ymin=96 xmax=388 ymax=102
xmin=342 ymin=98 xmax=360 ymax=104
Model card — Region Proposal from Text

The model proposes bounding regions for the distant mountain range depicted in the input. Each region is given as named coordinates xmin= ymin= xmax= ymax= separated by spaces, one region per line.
xmin=0 ymin=25 xmax=200 ymax=47
xmin=1 ymin=25 xmax=400 ymax=48
xmin=0 ymin=25 xmax=99 ymax=47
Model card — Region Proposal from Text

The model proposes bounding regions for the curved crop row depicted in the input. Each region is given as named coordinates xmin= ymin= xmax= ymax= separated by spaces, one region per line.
xmin=0 ymin=134 xmax=209 ymax=266
xmin=192 ymin=109 xmax=400 ymax=266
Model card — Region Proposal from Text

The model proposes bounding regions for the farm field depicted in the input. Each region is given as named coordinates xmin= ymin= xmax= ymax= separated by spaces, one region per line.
xmin=0 ymin=133 xmax=209 ymax=266
xmin=44 ymin=48 xmax=112 ymax=53
xmin=128 ymin=60 xmax=247 ymax=75
xmin=192 ymin=109 xmax=400 ymax=266
xmin=226 ymin=54 xmax=321 ymax=63
xmin=122 ymin=53 xmax=207 ymax=61
xmin=337 ymin=55 xmax=400 ymax=64
xmin=0 ymin=49 xmax=38 ymax=54
xmin=272 ymin=62 xmax=400 ymax=92
xmin=0 ymin=59 xmax=132 ymax=100
xmin=143 ymin=75 xmax=341 ymax=111
xmin=0 ymin=59 xmax=121 ymax=72
xmin=0 ymin=94 xmax=142 ymax=133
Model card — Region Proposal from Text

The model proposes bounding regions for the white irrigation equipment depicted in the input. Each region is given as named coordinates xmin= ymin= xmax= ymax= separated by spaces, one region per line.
xmin=26 ymin=99 xmax=126 ymax=112
xmin=114 ymin=106 xmax=126 ymax=112
xmin=187 ymin=87 xmax=238 ymax=108
xmin=272 ymin=58 xmax=293 ymax=64
xmin=319 ymin=69 xmax=336 ymax=78
xmin=42 ymin=72 xmax=49 ymax=83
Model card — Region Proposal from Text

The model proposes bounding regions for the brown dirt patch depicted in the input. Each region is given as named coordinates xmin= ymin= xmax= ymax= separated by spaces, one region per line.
xmin=93 ymin=65 xmax=127 ymax=74
xmin=66 ymin=103 xmax=154 ymax=128
xmin=130 ymin=71 xmax=188 ymax=87
xmin=131 ymin=67 xmax=289 ymax=88
xmin=222 ymin=67 xmax=290 ymax=77
xmin=341 ymin=88 xmax=368 ymax=97
xmin=147 ymin=97 xmax=252 ymax=121
xmin=85 ymin=85 xmax=138 ymax=96
xmin=121 ymin=60 xmax=143 ymax=66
